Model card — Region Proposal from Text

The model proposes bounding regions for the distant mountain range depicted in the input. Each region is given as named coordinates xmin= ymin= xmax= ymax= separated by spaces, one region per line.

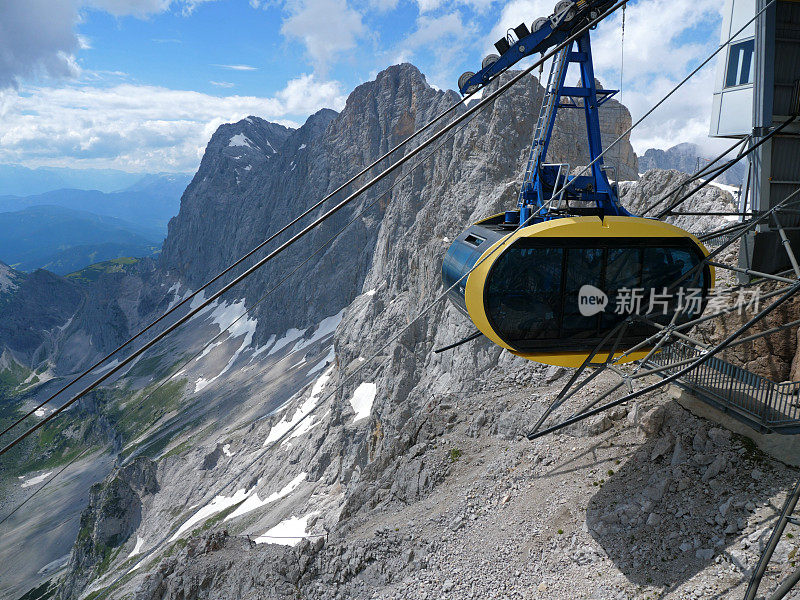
xmin=0 ymin=205 xmax=161 ymax=275
xmin=638 ymin=142 xmax=747 ymax=187
xmin=0 ymin=187 xmax=182 ymax=233
xmin=0 ymin=163 xmax=191 ymax=196
xmin=0 ymin=170 xmax=192 ymax=274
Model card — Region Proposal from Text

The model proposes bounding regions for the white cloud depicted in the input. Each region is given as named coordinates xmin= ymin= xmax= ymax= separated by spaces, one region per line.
xmin=0 ymin=0 xmax=82 ymax=88
xmin=85 ymin=0 xmax=219 ymax=17
xmin=276 ymin=73 xmax=346 ymax=114
xmin=414 ymin=0 xmax=500 ymax=14
xmin=368 ymin=0 xmax=400 ymax=11
xmin=395 ymin=12 xmax=471 ymax=89
xmin=0 ymin=1 xmax=220 ymax=89
xmin=214 ymin=64 xmax=259 ymax=71
xmin=210 ymin=81 xmax=235 ymax=87
xmin=280 ymin=0 xmax=367 ymax=72
xmin=84 ymin=0 xmax=171 ymax=16
xmin=0 ymin=74 xmax=345 ymax=172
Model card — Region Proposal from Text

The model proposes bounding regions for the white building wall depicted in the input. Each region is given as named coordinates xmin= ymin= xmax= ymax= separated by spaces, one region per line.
xmin=710 ymin=0 xmax=755 ymax=138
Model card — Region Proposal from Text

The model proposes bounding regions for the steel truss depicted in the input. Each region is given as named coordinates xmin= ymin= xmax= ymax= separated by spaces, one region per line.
xmin=527 ymin=187 xmax=800 ymax=600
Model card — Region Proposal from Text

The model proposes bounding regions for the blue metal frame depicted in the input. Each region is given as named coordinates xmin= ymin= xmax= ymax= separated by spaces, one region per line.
xmin=458 ymin=1 xmax=631 ymax=225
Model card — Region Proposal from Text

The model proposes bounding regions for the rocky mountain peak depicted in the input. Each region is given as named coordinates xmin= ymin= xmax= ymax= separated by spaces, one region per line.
xmin=209 ymin=116 xmax=293 ymax=164
xmin=639 ymin=142 xmax=746 ymax=186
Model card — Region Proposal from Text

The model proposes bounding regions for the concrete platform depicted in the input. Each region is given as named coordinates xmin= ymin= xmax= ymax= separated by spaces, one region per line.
xmin=669 ymin=384 xmax=800 ymax=467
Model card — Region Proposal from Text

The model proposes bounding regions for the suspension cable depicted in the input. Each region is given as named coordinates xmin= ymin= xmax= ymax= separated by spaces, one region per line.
xmin=0 ymin=59 xmax=497 ymax=443
xmin=0 ymin=107 xmax=483 ymax=530
xmin=619 ymin=3 xmax=625 ymax=103
xmin=0 ymin=0 xmax=630 ymax=460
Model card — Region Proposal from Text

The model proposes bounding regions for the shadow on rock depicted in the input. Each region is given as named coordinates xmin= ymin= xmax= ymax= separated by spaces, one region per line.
xmin=586 ymin=400 xmax=793 ymax=589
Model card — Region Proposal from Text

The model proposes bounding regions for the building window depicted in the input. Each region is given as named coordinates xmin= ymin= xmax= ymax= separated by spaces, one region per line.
xmin=725 ymin=39 xmax=755 ymax=88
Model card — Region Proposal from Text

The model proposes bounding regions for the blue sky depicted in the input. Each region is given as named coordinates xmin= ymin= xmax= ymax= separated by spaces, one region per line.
xmin=0 ymin=0 xmax=727 ymax=173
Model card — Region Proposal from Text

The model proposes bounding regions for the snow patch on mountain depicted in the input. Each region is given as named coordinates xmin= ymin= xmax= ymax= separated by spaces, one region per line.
xmin=194 ymin=299 xmax=257 ymax=393
xmin=293 ymin=310 xmax=344 ymax=353
xmin=127 ymin=536 xmax=145 ymax=558
xmin=308 ymin=346 xmax=335 ymax=375
xmin=348 ymin=382 xmax=376 ymax=423
xmin=225 ymin=472 xmax=307 ymax=522
xmin=264 ymin=366 xmax=333 ymax=446
xmin=254 ymin=512 xmax=318 ymax=546
xmin=20 ymin=471 xmax=52 ymax=488
xmin=228 ymin=133 xmax=253 ymax=148
xmin=267 ymin=328 xmax=305 ymax=357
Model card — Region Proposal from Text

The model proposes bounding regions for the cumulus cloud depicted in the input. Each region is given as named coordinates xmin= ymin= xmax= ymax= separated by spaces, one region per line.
xmin=0 ymin=74 xmax=346 ymax=172
xmin=275 ymin=73 xmax=347 ymax=114
xmin=400 ymin=12 xmax=473 ymax=88
xmin=84 ymin=0 xmax=218 ymax=17
xmin=0 ymin=0 xmax=220 ymax=89
xmin=0 ymin=0 xmax=82 ymax=88
xmin=414 ymin=0 xmax=499 ymax=13
xmin=280 ymin=0 xmax=366 ymax=72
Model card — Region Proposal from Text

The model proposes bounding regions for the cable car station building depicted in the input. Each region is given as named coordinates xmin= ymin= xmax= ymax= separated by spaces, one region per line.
xmin=712 ymin=0 xmax=800 ymax=274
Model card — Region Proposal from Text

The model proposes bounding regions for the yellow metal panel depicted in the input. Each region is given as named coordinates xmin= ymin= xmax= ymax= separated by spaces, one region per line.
xmin=463 ymin=216 xmax=714 ymax=366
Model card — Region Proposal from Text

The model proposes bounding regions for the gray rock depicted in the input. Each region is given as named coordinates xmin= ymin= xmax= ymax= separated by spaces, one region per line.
xmin=702 ymin=455 xmax=728 ymax=482
xmin=646 ymin=513 xmax=661 ymax=527
xmin=544 ymin=365 xmax=567 ymax=383
xmin=57 ymin=458 xmax=158 ymax=600
xmin=638 ymin=406 xmax=665 ymax=436
xmin=670 ymin=437 xmax=687 ymax=466
xmin=638 ymin=143 xmax=746 ymax=186
xmin=651 ymin=435 xmax=673 ymax=461
xmin=587 ymin=414 xmax=613 ymax=435
xmin=696 ymin=548 xmax=715 ymax=561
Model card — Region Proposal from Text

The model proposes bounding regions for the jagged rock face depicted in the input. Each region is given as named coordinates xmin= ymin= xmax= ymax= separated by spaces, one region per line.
xmin=0 ymin=261 xmax=22 ymax=294
xmin=324 ymin=68 xmax=639 ymax=517
xmin=158 ymin=63 xmax=638 ymax=344
xmin=0 ymin=267 xmax=84 ymax=365
xmin=639 ymin=142 xmax=747 ymax=187
xmin=15 ymin=63 xmax=643 ymax=599
xmin=58 ymin=458 xmax=159 ymax=600
xmin=159 ymin=65 xmax=462 ymax=342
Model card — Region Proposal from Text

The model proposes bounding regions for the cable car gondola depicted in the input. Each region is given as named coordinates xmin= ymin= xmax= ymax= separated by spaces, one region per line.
xmin=441 ymin=0 xmax=714 ymax=367
xmin=443 ymin=213 xmax=713 ymax=367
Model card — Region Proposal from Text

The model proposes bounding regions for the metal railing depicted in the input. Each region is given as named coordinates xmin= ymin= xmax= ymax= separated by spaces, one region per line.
xmin=647 ymin=341 xmax=800 ymax=432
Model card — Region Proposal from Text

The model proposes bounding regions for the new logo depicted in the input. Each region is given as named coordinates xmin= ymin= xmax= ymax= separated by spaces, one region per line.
xmin=578 ymin=285 xmax=608 ymax=317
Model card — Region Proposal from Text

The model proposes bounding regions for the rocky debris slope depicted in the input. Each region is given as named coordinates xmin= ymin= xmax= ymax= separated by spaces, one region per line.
xmin=123 ymin=372 xmax=800 ymax=600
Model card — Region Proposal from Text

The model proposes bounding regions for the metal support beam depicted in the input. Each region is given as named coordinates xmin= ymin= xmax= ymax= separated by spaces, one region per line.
xmin=707 ymin=261 xmax=799 ymax=284
xmin=773 ymin=212 xmax=800 ymax=278
xmin=745 ymin=475 xmax=800 ymax=600
xmin=528 ymin=281 xmax=800 ymax=441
